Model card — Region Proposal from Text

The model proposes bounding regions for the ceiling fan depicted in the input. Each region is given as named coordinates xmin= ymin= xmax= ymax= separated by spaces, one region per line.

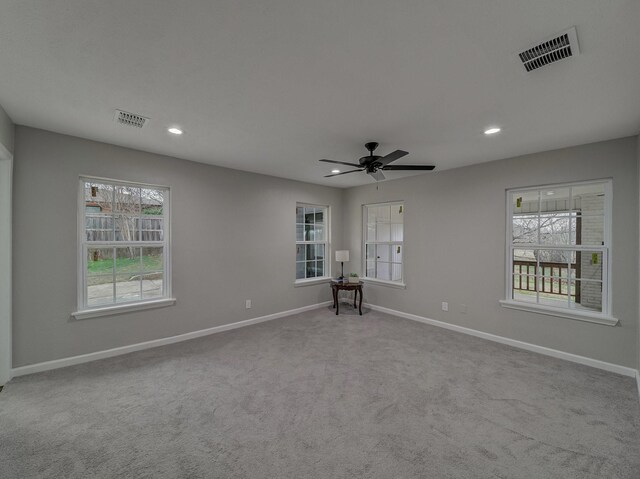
xmin=320 ymin=142 xmax=435 ymax=181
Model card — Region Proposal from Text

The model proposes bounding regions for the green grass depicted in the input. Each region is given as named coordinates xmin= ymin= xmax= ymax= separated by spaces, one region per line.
xmin=88 ymin=254 xmax=162 ymax=275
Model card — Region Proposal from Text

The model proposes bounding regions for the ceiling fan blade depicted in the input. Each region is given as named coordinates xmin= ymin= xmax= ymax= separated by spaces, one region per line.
xmin=319 ymin=159 xmax=362 ymax=168
xmin=367 ymin=169 xmax=385 ymax=181
xmin=378 ymin=149 xmax=408 ymax=166
xmin=382 ymin=164 xmax=435 ymax=171
xmin=324 ymin=169 xmax=363 ymax=177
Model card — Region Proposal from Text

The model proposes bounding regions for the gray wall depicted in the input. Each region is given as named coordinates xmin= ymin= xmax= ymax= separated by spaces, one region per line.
xmin=0 ymin=104 xmax=14 ymax=154
xmin=12 ymin=127 xmax=344 ymax=367
xmin=344 ymin=137 xmax=639 ymax=368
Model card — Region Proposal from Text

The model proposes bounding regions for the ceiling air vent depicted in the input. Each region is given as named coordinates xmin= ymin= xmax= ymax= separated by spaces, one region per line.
xmin=114 ymin=110 xmax=149 ymax=128
xmin=517 ymin=27 xmax=580 ymax=72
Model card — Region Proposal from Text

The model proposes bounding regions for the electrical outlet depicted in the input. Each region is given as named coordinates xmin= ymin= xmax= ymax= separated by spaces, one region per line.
xmin=442 ymin=302 xmax=448 ymax=312
xmin=460 ymin=304 xmax=467 ymax=314
xmin=245 ymin=299 xmax=251 ymax=309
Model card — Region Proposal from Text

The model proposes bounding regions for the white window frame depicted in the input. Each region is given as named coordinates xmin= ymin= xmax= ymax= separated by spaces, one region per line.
xmin=73 ymin=176 xmax=174 ymax=319
xmin=499 ymin=179 xmax=616 ymax=326
xmin=362 ymin=201 xmax=406 ymax=288
xmin=295 ymin=203 xmax=331 ymax=286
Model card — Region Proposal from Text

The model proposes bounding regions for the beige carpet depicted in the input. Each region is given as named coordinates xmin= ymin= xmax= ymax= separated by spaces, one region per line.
xmin=1 ymin=307 xmax=639 ymax=478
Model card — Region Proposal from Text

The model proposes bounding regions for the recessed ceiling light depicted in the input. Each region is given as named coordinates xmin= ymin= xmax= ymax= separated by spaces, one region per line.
xmin=546 ymin=191 xmax=555 ymax=196
xmin=331 ymin=169 xmax=340 ymax=174
xmin=484 ymin=127 xmax=501 ymax=135
xmin=168 ymin=127 xmax=183 ymax=135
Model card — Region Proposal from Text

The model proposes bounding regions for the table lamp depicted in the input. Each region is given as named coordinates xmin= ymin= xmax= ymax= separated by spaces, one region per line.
xmin=335 ymin=250 xmax=349 ymax=280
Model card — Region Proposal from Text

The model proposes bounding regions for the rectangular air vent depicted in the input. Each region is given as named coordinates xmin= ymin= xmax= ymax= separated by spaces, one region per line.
xmin=114 ymin=110 xmax=149 ymax=128
xmin=517 ymin=27 xmax=580 ymax=72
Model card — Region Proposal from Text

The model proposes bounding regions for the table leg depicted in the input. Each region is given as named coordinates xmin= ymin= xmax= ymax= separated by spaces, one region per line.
xmin=353 ymin=289 xmax=357 ymax=308
xmin=336 ymin=291 xmax=340 ymax=315
xmin=358 ymin=286 xmax=363 ymax=315
xmin=332 ymin=286 xmax=336 ymax=309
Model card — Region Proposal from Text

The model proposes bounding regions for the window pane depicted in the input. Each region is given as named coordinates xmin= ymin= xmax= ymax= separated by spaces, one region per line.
xmin=578 ymin=251 xmax=603 ymax=282
xmin=296 ymin=245 xmax=304 ymax=262
xmin=84 ymin=182 xmax=113 ymax=212
xmin=512 ymin=190 xmax=539 ymax=214
xmin=512 ymin=214 xmax=538 ymax=244
xmin=572 ymin=183 xmax=605 ymax=214
xmin=571 ymin=280 xmax=602 ymax=313
xmin=86 ymin=215 xmax=114 ymax=241
xmin=367 ymin=207 xmax=377 ymax=224
xmin=142 ymin=247 xmax=163 ymax=272
xmin=392 ymin=245 xmax=402 ymax=263
xmin=512 ymin=281 xmax=537 ymax=303
xmin=86 ymin=247 xmax=115 ymax=306
xmin=306 ymin=244 xmax=317 ymax=261
xmin=390 ymin=204 xmax=403 ymax=223
xmin=513 ymin=248 xmax=536 ymax=264
xmin=366 ymin=260 xmax=376 ymax=277
xmin=305 ymin=261 xmax=318 ymax=278
xmin=315 ymin=209 xmax=324 ymax=224
xmin=376 ymin=223 xmax=390 ymax=242
xmin=115 ymin=215 xmax=138 ymax=241
xmin=316 ymin=260 xmax=325 ymax=277
xmin=391 ymin=223 xmax=403 ymax=242
xmin=141 ymin=188 xmax=164 ymax=216
xmin=140 ymin=217 xmax=164 ymax=241
xmin=304 ymin=207 xmax=316 ymax=224
xmin=538 ymin=275 xmax=569 ymax=297
xmin=366 ymin=224 xmax=376 ymax=242
xmin=576 ymin=213 xmax=604 ymax=246
xmin=391 ymin=263 xmax=402 ymax=282
xmin=304 ymin=224 xmax=316 ymax=241
xmin=539 ymin=213 xmax=571 ymax=245
xmin=296 ymin=207 xmax=304 ymax=223
xmin=114 ymin=187 xmax=138 ymax=213
xmin=296 ymin=224 xmax=304 ymax=242
xmin=540 ymin=187 xmax=570 ymax=212
xmin=376 ymin=262 xmax=391 ymax=281
xmin=376 ymin=206 xmax=391 ymax=222
xmin=536 ymin=249 xmax=572 ymax=265
xmin=116 ymin=273 xmax=141 ymax=303
xmin=114 ymin=186 xmax=141 ymax=214
xmin=142 ymin=273 xmax=164 ymax=299
xmin=115 ymin=247 xmax=142 ymax=275
xmin=87 ymin=275 xmax=114 ymax=306
xmin=296 ymin=262 xmax=305 ymax=280
xmin=377 ymin=244 xmax=390 ymax=262
xmin=309 ymin=225 xmax=325 ymax=242
xmin=87 ymin=248 xmax=114 ymax=276
xmin=366 ymin=244 xmax=375 ymax=260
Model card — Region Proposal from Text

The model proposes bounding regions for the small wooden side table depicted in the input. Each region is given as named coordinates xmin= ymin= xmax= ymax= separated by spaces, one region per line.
xmin=330 ymin=280 xmax=363 ymax=316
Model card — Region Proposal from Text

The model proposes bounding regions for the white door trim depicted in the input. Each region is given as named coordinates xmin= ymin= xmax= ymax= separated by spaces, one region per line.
xmin=0 ymin=149 xmax=13 ymax=385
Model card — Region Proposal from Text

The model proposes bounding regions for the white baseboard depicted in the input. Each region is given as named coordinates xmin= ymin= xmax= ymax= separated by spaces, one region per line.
xmin=365 ymin=303 xmax=639 ymax=378
xmin=11 ymin=301 xmax=332 ymax=378
xmin=636 ymin=371 xmax=640 ymax=401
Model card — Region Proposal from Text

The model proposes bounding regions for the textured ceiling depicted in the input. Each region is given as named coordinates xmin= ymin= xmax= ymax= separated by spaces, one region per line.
xmin=1 ymin=0 xmax=639 ymax=187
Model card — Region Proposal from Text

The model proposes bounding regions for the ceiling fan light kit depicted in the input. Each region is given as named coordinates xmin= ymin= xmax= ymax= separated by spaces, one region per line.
xmin=320 ymin=142 xmax=435 ymax=181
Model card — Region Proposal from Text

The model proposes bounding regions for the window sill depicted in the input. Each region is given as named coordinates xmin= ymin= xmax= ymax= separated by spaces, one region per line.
xmin=362 ymin=278 xmax=406 ymax=289
xmin=294 ymin=277 xmax=332 ymax=287
xmin=498 ymin=300 xmax=618 ymax=326
xmin=72 ymin=298 xmax=177 ymax=320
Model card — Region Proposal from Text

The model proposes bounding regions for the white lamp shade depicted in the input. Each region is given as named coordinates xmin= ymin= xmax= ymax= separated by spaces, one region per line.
xmin=335 ymin=250 xmax=350 ymax=262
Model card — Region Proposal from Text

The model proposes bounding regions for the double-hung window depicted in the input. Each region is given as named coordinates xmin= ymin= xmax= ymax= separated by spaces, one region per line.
xmin=363 ymin=202 xmax=404 ymax=285
xmin=76 ymin=177 xmax=172 ymax=317
xmin=296 ymin=204 xmax=329 ymax=282
xmin=502 ymin=179 xmax=615 ymax=324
